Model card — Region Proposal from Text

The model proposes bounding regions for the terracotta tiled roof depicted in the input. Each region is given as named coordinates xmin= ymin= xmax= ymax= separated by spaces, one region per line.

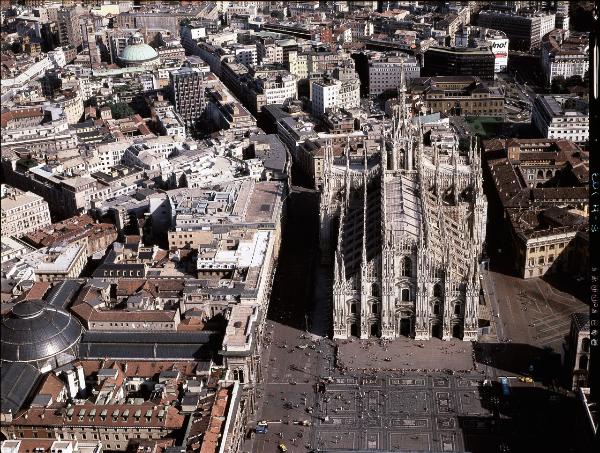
xmin=11 ymin=404 xmax=185 ymax=429
xmin=84 ymin=307 xmax=178 ymax=323
xmin=37 ymin=373 xmax=66 ymax=401
xmin=199 ymin=387 xmax=231 ymax=453
xmin=0 ymin=107 xmax=43 ymax=128
xmin=22 ymin=282 xmax=51 ymax=300
xmin=80 ymin=360 xmax=198 ymax=380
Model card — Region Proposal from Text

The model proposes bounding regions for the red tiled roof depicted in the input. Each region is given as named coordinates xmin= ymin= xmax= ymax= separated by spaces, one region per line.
xmin=37 ymin=373 xmax=66 ymax=401
xmin=11 ymin=405 xmax=185 ymax=429
xmin=0 ymin=107 xmax=43 ymax=128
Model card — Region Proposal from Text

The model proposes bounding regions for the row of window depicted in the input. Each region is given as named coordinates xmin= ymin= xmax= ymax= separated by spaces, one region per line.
xmin=529 ymin=255 xmax=555 ymax=267
xmin=529 ymin=242 xmax=566 ymax=254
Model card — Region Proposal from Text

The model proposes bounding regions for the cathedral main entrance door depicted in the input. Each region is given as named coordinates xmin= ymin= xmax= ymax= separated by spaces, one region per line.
xmin=452 ymin=324 xmax=461 ymax=339
xmin=350 ymin=323 xmax=359 ymax=337
xmin=370 ymin=323 xmax=378 ymax=337
xmin=400 ymin=318 xmax=411 ymax=337
xmin=431 ymin=324 xmax=441 ymax=339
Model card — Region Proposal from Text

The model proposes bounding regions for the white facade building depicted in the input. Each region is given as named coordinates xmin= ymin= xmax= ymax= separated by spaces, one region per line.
xmin=233 ymin=44 xmax=258 ymax=68
xmin=368 ymin=53 xmax=421 ymax=95
xmin=1 ymin=188 xmax=52 ymax=238
xmin=311 ymin=80 xmax=341 ymax=117
xmin=258 ymin=74 xmax=297 ymax=106
xmin=532 ymin=95 xmax=589 ymax=144
xmin=541 ymin=29 xmax=589 ymax=84
xmin=257 ymin=41 xmax=283 ymax=65
xmin=156 ymin=108 xmax=186 ymax=139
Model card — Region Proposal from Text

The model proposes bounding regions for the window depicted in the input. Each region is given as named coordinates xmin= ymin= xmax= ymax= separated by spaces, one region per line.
xmin=539 ymin=246 xmax=545 ymax=252
xmin=433 ymin=303 xmax=439 ymax=315
xmin=454 ymin=304 xmax=461 ymax=315
xmin=371 ymin=283 xmax=379 ymax=297
xmin=582 ymin=338 xmax=590 ymax=353
xmin=402 ymin=256 xmax=412 ymax=277
xmin=433 ymin=284 xmax=442 ymax=298
xmin=401 ymin=288 xmax=410 ymax=301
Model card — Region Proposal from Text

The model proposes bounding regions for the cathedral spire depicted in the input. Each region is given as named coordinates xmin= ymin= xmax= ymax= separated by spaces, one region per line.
xmin=381 ymin=127 xmax=387 ymax=173
xmin=362 ymin=145 xmax=368 ymax=258
xmin=336 ymin=197 xmax=346 ymax=284
xmin=322 ymin=139 xmax=333 ymax=197
xmin=452 ymin=145 xmax=459 ymax=205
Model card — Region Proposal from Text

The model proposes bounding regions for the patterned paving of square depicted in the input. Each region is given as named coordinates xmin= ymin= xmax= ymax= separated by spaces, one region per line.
xmin=313 ymin=373 xmax=482 ymax=452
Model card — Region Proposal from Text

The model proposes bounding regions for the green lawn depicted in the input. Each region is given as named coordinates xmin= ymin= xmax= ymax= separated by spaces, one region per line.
xmin=16 ymin=158 xmax=39 ymax=169
xmin=465 ymin=116 xmax=504 ymax=138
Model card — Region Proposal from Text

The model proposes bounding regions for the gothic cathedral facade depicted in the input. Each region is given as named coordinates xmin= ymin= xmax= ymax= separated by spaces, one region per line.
xmin=320 ymin=83 xmax=487 ymax=341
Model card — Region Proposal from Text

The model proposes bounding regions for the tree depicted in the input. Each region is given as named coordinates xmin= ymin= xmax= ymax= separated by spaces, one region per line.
xmin=565 ymin=75 xmax=583 ymax=87
xmin=551 ymin=76 xmax=568 ymax=94
xmin=10 ymin=41 xmax=22 ymax=54
xmin=107 ymin=102 xmax=135 ymax=119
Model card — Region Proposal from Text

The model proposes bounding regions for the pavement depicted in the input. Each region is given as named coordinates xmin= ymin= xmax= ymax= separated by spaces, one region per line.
xmin=336 ymin=337 xmax=475 ymax=372
xmin=481 ymin=269 xmax=587 ymax=359
xmin=311 ymin=372 xmax=495 ymax=452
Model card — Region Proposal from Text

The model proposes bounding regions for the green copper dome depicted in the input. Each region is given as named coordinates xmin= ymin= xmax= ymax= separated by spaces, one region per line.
xmin=119 ymin=43 xmax=159 ymax=64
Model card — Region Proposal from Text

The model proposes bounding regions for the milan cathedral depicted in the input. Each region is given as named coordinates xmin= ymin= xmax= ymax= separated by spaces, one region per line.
xmin=319 ymin=80 xmax=487 ymax=341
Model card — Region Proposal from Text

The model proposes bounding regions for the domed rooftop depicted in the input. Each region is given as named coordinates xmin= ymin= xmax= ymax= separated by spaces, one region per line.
xmin=1 ymin=299 xmax=82 ymax=364
xmin=119 ymin=43 xmax=159 ymax=64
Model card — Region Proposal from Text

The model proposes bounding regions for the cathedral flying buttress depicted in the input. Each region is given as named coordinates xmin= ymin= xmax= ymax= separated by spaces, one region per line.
xmin=320 ymin=77 xmax=487 ymax=341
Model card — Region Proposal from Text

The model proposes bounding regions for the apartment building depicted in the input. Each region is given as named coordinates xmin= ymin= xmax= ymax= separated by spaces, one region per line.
xmin=56 ymin=7 xmax=82 ymax=50
xmin=33 ymin=243 xmax=88 ymax=282
xmin=312 ymin=79 xmax=341 ymax=117
xmin=541 ymin=29 xmax=589 ymax=84
xmin=255 ymin=73 xmax=297 ymax=106
xmin=483 ymin=138 xmax=588 ymax=280
xmin=1 ymin=188 xmax=52 ymax=238
xmin=233 ymin=43 xmax=258 ymax=68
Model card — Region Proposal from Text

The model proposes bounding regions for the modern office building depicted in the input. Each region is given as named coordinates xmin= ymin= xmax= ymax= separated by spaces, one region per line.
xmin=422 ymin=46 xmax=496 ymax=81
xmin=477 ymin=9 xmax=556 ymax=51
xmin=169 ymin=66 xmax=210 ymax=128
